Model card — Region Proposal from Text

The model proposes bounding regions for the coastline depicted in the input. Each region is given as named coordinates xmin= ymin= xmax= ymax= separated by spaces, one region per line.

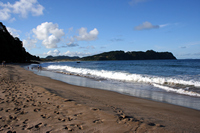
xmin=0 ymin=65 xmax=200 ymax=132
xmin=28 ymin=61 xmax=200 ymax=111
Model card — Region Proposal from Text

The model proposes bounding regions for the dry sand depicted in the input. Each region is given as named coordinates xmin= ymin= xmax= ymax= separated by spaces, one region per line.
xmin=0 ymin=65 xmax=200 ymax=133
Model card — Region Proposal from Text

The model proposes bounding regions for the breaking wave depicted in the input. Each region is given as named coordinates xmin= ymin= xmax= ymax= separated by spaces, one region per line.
xmin=46 ymin=65 xmax=200 ymax=90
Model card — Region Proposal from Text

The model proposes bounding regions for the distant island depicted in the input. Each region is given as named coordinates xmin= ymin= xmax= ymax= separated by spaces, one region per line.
xmin=42 ymin=55 xmax=80 ymax=61
xmin=81 ymin=50 xmax=176 ymax=61
xmin=43 ymin=50 xmax=176 ymax=61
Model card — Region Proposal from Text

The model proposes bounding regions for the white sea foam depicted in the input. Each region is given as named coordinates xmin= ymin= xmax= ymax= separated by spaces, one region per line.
xmin=152 ymin=83 xmax=200 ymax=97
xmin=46 ymin=65 xmax=200 ymax=88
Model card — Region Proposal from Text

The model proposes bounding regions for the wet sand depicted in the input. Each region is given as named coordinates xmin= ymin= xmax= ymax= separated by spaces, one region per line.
xmin=0 ymin=65 xmax=200 ymax=133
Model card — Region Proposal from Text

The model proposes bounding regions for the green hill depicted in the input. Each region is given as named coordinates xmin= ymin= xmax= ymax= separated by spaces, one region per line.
xmin=81 ymin=50 xmax=176 ymax=61
xmin=0 ymin=22 xmax=40 ymax=63
xmin=41 ymin=55 xmax=80 ymax=61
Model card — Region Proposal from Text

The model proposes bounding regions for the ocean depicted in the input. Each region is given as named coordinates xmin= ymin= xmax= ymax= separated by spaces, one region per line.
xmin=27 ymin=59 xmax=200 ymax=110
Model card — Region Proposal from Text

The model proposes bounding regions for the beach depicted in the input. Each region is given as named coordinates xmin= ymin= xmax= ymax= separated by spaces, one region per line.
xmin=0 ymin=65 xmax=200 ymax=133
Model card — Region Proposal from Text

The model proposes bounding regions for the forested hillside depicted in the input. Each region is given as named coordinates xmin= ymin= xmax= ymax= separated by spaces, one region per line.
xmin=0 ymin=22 xmax=40 ymax=63
xmin=81 ymin=50 xmax=176 ymax=61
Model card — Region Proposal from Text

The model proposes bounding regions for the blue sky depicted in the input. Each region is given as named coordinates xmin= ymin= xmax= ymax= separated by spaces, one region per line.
xmin=1 ymin=0 xmax=200 ymax=59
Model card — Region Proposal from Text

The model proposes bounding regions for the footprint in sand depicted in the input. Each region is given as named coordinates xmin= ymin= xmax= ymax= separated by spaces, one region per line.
xmin=22 ymin=124 xmax=28 ymax=130
xmin=33 ymin=108 xmax=41 ymax=112
xmin=6 ymin=130 xmax=16 ymax=133
xmin=27 ymin=123 xmax=43 ymax=130
xmin=64 ymin=99 xmax=74 ymax=102
xmin=64 ymin=124 xmax=84 ymax=131
xmin=58 ymin=118 xmax=65 ymax=122
xmin=117 ymin=113 xmax=140 ymax=124
xmin=9 ymin=115 xmax=17 ymax=120
xmin=23 ymin=119 xmax=29 ymax=124
xmin=74 ymin=113 xmax=82 ymax=117
xmin=91 ymin=108 xmax=101 ymax=111
xmin=65 ymin=126 xmax=74 ymax=131
xmin=32 ymin=103 xmax=37 ymax=106
xmin=35 ymin=123 xmax=43 ymax=128
xmin=41 ymin=114 xmax=51 ymax=119
xmin=5 ymin=109 xmax=11 ymax=112
xmin=14 ymin=107 xmax=21 ymax=112
xmin=27 ymin=126 xmax=34 ymax=130
xmin=54 ymin=111 xmax=59 ymax=114
xmin=156 ymin=124 xmax=165 ymax=127
xmin=46 ymin=102 xmax=51 ymax=104
xmin=34 ymin=108 xmax=41 ymax=112
xmin=148 ymin=123 xmax=156 ymax=126
xmin=0 ymin=108 xmax=3 ymax=111
xmin=20 ymin=110 xmax=27 ymax=114
xmin=23 ymin=105 xmax=28 ymax=108
xmin=67 ymin=117 xmax=73 ymax=121
xmin=64 ymin=124 xmax=76 ymax=131
xmin=93 ymin=119 xmax=103 ymax=124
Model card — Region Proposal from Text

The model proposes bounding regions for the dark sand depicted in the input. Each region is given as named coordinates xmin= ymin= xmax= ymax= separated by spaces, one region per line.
xmin=0 ymin=65 xmax=200 ymax=133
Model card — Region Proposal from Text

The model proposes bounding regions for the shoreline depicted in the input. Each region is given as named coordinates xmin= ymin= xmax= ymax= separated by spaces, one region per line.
xmin=1 ymin=65 xmax=200 ymax=132
xmin=26 ymin=63 xmax=200 ymax=111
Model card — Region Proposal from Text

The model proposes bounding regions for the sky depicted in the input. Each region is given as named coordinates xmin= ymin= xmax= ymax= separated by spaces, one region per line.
xmin=0 ymin=0 xmax=200 ymax=59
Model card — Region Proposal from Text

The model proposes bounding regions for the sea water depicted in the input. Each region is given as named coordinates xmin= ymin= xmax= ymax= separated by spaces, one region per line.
xmin=28 ymin=59 xmax=200 ymax=110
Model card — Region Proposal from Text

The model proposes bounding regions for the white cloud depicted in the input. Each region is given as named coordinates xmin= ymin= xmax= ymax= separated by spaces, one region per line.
xmin=32 ymin=22 xmax=65 ymax=48
xmin=0 ymin=0 xmax=44 ymax=21
xmin=23 ymin=37 xmax=37 ymax=50
xmin=65 ymin=37 xmax=78 ymax=47
xmin=7 ymin=27 xmax=21 ymax=37
xmin=134 ymin=21 xmax=159 ymax=30
xmin=27 ymin=24 xmax=98 ymax=49
xmin=43 ymin=50 xmax=91 ymax=57
xmin=65 ymin=27 xmax=99 ymax=47
xmin=75 ymin=27 xmax=99 ymax=41
xmin=44 ymin=49 xmax=61 ymax=56
xmin=63 ymin=51 xmax=91 ymax=57
xmin=0 ymin=7 xmax=11 ymax=20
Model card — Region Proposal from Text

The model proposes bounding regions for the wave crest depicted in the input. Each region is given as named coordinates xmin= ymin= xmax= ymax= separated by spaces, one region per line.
xmin=46 ymin=65 xmax=200 ymax=88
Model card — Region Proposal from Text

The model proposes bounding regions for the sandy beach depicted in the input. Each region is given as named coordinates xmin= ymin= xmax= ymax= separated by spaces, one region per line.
xmin=0 ymin=65 xmax=200 ymax=133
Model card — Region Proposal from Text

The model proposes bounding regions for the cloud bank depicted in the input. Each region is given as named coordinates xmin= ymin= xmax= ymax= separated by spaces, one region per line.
xmin=134 ymin=21 xmax=160 ymax=30
xmin=23 ymin=22 xmax=99 ymax=50
xmin=63 ymin=51 xmax=91 ymax=57
xmin=44 ymin=49 xmax=61 ymax=56
xmin=44 ymin=49 xmax=92 ymax=57
xmin=0 ymin=0 xmax=44 ymax=21
xmin=32 ymin=22 xmax=65 ymax=48
xmin=67 ymin=27 xmax=99 ymax=47
xmin=75 ymin=27 xmax=99 ymax=41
